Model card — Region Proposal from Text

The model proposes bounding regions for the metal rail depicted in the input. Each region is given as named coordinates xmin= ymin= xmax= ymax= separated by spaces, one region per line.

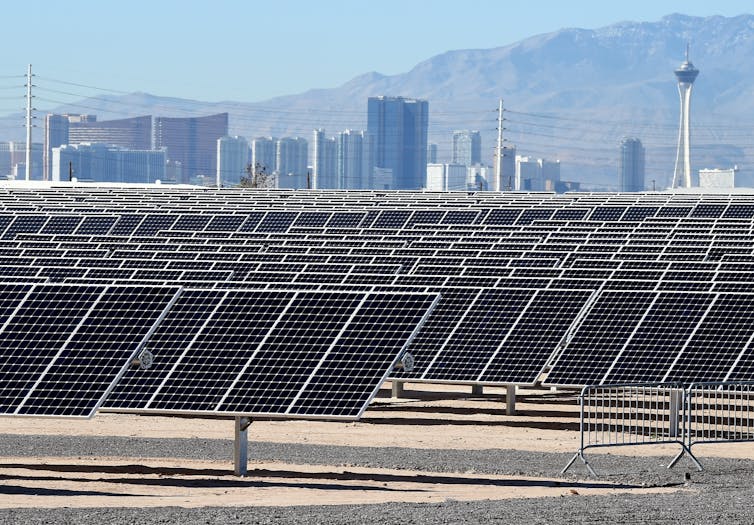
xmin=562 ymin=382 xmax=699 ymax=476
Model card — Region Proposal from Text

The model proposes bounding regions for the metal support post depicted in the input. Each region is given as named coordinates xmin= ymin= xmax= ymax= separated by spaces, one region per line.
xmin=391 ymin=381 xmax=404 ymax=398
xmin=234 ymin=416 xmax=251 ymax=477
xmin=669 ymin=389 xmax=682 ymax=438
xmin=472 ymin=384 xmax=483 ymax=396
xmin=506 ymin=384 xmax=517 ymax=415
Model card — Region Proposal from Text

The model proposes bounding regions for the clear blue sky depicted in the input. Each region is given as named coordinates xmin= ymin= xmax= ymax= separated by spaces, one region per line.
xmin=2 ymin=0 xmax=752 ymax=107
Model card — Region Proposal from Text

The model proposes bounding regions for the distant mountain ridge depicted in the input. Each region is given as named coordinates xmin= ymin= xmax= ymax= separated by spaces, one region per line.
xmin=7 ymin=13 xmax=754 ymax=188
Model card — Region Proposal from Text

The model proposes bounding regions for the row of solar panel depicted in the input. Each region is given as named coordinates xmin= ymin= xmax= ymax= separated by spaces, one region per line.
xmin=4 ymin=228 xmax=754 ymax=273
xmin=2 ymin=204 xmax=754 ymax=236
xmin=8 ymin=253 xmax=754 ymax=389
xmin=5 ymin=188 xmax=754 ymax=206
xmin=4 ymin=258 xmax=754 ymax=290
xmin=546 ymin=290 xmax=754 ymax=387
xmin=0 ymin=282 xmax=437 ymax=419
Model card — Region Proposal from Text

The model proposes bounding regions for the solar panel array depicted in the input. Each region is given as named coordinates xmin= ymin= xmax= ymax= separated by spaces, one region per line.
xmin=0 ymin=283 xmax=180 ymax=417
xmin=104 ymin=289 xmax=438 ymax=419
xmin=1 ymin=186 xmax=754 ymax=400
xmin=0 ymin=279 xmax=438 ymax=419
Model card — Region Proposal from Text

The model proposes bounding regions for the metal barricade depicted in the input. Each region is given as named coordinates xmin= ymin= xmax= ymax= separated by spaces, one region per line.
xmin=686 ymin=381 xmax=754 ymax=452
xmin=562 ymin=382 xmax=698 ymax=476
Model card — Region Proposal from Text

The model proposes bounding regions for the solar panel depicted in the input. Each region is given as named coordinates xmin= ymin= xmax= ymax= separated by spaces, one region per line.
xmin=171 ymin=214 xmax=211 ymax=231
xmin=0 ymin=283 xmax=180 ymax=418
xmin=106 ymin=289 xmax=226 ymax=409
xmin=667 ymin=293 xmax=754 ymax=383
xmin=3 ymin=216 xmax=48 ymax=239
xmin=104 ymin=290 xmax=437 ymax=419
xmin=481 ymin=289 xmax=594 ymax=384
xmin=41 ymin=216 xmax=82 ymax=235
xmin=256 ymin=211 xmax=298 ymax=232
xmin=601 ymin=292 xmax=715 ymax=384
xmin=545 ymin=290 xmax=656 ymax=386
xmin=109 ymin=214 xmax=144 ymax=236
xmin=422 ymin=288 xmax=535 ymax=382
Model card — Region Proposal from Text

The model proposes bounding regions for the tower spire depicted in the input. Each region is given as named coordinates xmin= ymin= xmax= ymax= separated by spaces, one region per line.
xmin=671 ymin=47 xmax=699 ymax=189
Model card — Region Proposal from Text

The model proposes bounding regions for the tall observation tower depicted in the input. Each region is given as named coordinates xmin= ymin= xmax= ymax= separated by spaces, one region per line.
xmin=672 ymin=44 xmax=699 ymax=188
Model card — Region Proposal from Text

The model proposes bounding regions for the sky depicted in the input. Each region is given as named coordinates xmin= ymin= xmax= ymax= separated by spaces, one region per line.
xmin=1 ymin=0 xmax=752 ymax=109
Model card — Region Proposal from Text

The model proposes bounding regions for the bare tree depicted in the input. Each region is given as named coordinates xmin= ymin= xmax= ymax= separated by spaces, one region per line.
xmin=240 ymin=162 xmax=273 ymax=188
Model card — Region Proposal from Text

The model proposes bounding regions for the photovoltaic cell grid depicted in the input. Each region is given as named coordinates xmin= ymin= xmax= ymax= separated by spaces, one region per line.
xmin=0 ymin=283 xmax=180 ymax=418
xmin=393 ymin=287 xmax=595 ymax=385
xmin=545 ymin=291 xmax=754 ymax=387
xmin=104 ymin=290 xmax=438 ymax=419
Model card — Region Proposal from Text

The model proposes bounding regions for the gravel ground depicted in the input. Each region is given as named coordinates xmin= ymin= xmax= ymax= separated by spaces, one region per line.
xmin=0 ymin=434 xmax=751 ymax=524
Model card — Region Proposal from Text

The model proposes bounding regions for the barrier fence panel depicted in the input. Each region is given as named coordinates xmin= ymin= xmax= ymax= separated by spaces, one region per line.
xmin=562 ymin=382 xmax=699 ymax=476
xmin=686 ymin=381 xmax=754 ymax=451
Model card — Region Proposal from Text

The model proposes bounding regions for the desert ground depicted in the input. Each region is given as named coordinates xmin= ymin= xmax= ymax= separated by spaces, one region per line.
xmin=0 ymin=383 xmax=751 ymax=523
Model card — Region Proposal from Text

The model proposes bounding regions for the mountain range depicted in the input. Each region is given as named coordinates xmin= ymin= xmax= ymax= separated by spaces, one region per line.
xmin=7 ymin=13 xmax=754 ymax=189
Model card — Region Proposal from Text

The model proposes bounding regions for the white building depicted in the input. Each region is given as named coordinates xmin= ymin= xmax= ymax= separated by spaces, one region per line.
xmin=452 ymin=130 xmax=481 ymax=166
xmin=216 ymin=136 xmax=249 ymax=187
xmin=515 ymin=155 xmax=560 ymax=191
xmin=0 ymin=142 xmax=42 ymax=180
xmin=275 ymin=137 xmax=308 ymax=185
xmin=251 ymin=137 xmax=277 ymax=175
xmin=313 ymin=129 xmax=337 ymax=189
xmin=699 ymin=167 xmax=737 ymax=189
xmin=426 ymin=163 xmax=467 ymax=191
xmin=52 ymin=143 xmax=166 ymax=184
xmin=337 ymin=130 xmax=374 ymax=190
xmin=467 ymin=164 xmax=493 ymax=191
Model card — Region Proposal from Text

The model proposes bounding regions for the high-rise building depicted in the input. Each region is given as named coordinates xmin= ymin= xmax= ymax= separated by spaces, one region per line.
xmin=313 ymin=129 xmax=337 ymax=189
xmin=540 ymin=160 xmax=561 ymax=190
xmin=153 ymin=113 xmax=228 ymax=183
xmin=493 ymin=145 xmax=516 ymax=191
xmin=427 ymin=143 xmax=438 ymax=164
xmin=1 ymin=142 xmax=42 ymax=180
xmin=452 ymin=130 xmax=481 ymax=166
xmin=467 ymin=164 xmax=493 ymax=191
xmin=68 ymin=115 xmax=152 ymax=149
xmin=216 ymin=136 xmax=249 ymax=187
xmin=44 ymin=114 xmax=151 ymax=181
xmin=515 ymin=155 xmax=560 ymax=191
xmin=367 ymin=96 xmax=428 ymax=190
xmin=619 ymin=138 xmax=645 ymax=192
xmin=337 ymin=130 xmax=373 ymax=189
xmin=43 ymin=114 xmax=70 ymax=181
xmin=251 ymin=137 xmax=276 ymax=176
xmin=52 ymin=143 xmax=166 ymax=183
xmin=672 ymin=45 xmax=699 ymax=189
xmin=275 ymin=137 xmax=308 ymax=187
xmin=426 ymin=163 xmax=467 ymax=191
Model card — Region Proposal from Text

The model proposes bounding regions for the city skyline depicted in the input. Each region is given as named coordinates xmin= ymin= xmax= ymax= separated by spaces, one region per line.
xmin=2 ymin=13 xmax=754 ymax=189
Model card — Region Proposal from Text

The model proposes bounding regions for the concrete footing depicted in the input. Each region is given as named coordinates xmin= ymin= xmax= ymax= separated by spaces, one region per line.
xmin=391 ymin=381 xmax=404 ymax=398
xmin=234 ymin=416 xmax=251 ymax=476
xmin=506 ymin=384 xmax=517 ymax=416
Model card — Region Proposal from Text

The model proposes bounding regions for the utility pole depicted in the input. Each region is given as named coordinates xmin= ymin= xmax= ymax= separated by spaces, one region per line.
xmin=68 ymin=161 xmax=73 ymax=182
xmin=495 ymin=98 xmax=504 ymax=192
xmin=25 ymin=64 xmax=33 ymax=182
